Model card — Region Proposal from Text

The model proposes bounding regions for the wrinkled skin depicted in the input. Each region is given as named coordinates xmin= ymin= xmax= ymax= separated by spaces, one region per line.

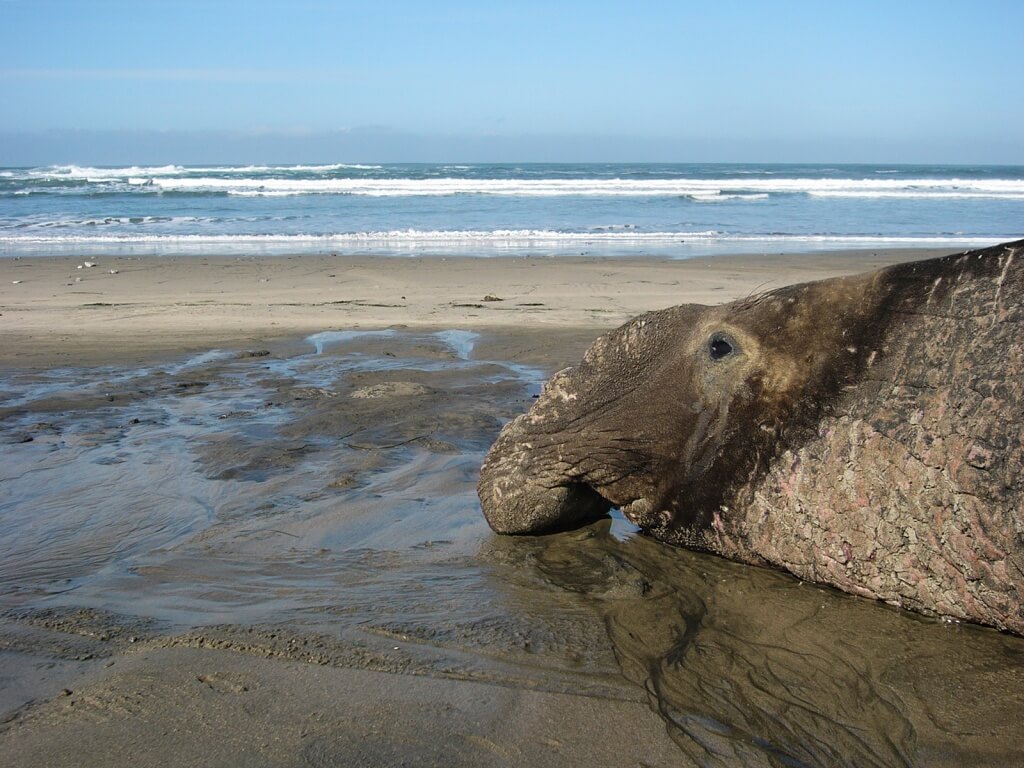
xmin=479 ymin=240 xmax=1024 ymax=634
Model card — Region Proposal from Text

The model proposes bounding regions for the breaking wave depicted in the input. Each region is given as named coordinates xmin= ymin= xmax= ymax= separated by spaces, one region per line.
xmin=3 ymin=165 xmax=1023 ymax=200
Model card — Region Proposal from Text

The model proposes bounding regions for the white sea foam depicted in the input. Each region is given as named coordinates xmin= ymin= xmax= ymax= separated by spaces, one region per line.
xmin=0 ymin=229 xmax=713 ymax=245
xmin=8 ymin=165 xmax=1024 ymax=200
xmin=688 ymin=193 xmax=771 ymax=202
xmin=10 ymin=215 xmax=218 ymax=229
xmin=172 ymin=163 xmax=383 ymax=174
xmin=117 ymin=175 xmax=1024 ymax=199
xmin=19 ymin=163 xmax=382 ymax=181
xmin=1 ymin=230 xmax=1012 ymax=261
xmin=30 ymin=164 xmax=187 ymax=179
xmin=808 ymin=190 xmax=1024 ymax=199
xmin=0 ymin=230 xmax=1009 ymax=247
xmin=236 ymin=163 xmax=382 ymax=172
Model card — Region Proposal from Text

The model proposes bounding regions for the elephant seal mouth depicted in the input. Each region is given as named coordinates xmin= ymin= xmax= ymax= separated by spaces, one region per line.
xmin=479 ymin=472 xmax=612 ymax=535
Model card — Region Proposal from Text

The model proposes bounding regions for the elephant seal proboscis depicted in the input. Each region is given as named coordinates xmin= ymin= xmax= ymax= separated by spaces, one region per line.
xmin=479 ymin=240 xmax=1024 ymax=634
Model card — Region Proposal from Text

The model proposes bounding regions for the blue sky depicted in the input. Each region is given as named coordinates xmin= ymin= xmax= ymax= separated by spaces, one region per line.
xmin=1 ymin=0 xmax=1022 ymax=164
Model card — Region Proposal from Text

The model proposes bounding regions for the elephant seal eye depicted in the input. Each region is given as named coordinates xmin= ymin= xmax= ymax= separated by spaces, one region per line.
xmin=709 ymin=335 xmax=734 ymax=360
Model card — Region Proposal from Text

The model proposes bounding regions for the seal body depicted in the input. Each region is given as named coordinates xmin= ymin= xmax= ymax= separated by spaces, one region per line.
xmin=479 ymin=240 xmax=1024 ymax=633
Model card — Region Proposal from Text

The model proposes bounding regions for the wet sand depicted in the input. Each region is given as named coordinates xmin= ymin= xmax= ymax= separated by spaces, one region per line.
xmin=2 ymin=249 xmax=1023 ymax=767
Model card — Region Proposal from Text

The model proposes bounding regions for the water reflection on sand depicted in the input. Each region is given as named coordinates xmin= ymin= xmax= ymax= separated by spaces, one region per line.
xmin=1 ymin=330 xmax=1021 ymax=766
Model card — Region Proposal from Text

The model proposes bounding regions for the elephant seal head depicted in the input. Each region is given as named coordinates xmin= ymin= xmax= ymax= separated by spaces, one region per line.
xmin=479 ymin=268 xmax=891 ymax=546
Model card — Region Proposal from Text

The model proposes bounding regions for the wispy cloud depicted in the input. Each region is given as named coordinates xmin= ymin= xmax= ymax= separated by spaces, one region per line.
xmin=0 ymin=68 xmax=311 ymax=83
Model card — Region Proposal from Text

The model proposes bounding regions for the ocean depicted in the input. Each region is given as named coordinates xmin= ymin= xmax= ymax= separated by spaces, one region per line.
xmin=1 ymin=162 xmax=1022 ymax=258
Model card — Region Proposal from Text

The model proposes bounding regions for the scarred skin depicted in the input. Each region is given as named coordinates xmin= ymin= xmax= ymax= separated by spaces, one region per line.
xmin=479 ymin=240 xmax=1024 ymax=634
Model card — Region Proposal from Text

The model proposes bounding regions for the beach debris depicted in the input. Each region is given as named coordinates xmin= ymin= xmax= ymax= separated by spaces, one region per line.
xmin=482 ymin=293 xmax=504 ymax=302
xmin=11 ymin=279 xmax=22 ymax=284
xmin=109 ymin=269 xmax=119 ymax=274
xmin=75 ymin=277 xmax=82 ymax=282
xmin=77 ymin=261 xmax=98 ymax=269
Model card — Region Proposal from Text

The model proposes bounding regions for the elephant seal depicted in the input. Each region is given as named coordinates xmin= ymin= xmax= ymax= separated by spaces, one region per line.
xmin=479 ymin=240 xmax=1024 ymax=634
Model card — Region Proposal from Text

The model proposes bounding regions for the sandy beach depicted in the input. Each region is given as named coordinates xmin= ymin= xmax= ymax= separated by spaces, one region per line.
xmin=2 ymin=247 xmax=1023 ymax=767
xmin=0 ymin=247 xmax=952 ymax=368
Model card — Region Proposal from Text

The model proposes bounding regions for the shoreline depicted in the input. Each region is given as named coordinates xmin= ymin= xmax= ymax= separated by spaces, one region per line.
xmin=0 ymin=246 xmax=956 ymax=369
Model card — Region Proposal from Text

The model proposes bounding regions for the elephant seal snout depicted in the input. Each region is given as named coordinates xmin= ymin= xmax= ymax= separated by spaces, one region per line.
xmin=479 ymin=240 xmax=1024 ymax=634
